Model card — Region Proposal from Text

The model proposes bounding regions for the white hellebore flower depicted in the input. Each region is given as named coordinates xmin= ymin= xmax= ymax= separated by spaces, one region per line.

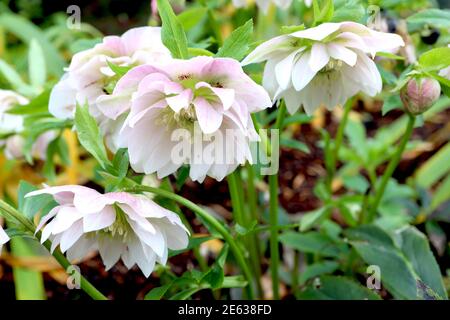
xmin=49 ymin=27 xmax=171 ymax=151
xmin=242 ymin=22 xmax=405 ymax=115
xmin=232 ymin=0 xmax=294 ymax=13
xmin=104 ymin=56 xmax=271 ymax=182
xmin=0 ymin=225 xmax=9 ymax=253
xmin=26 ymin=185 xmax=189 ymax=277
xmin=0 ymin=90 xmax=54 ymax=160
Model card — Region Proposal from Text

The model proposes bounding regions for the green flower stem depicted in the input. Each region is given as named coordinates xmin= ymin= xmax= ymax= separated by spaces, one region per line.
xmin=125 ymin=185 xmax=255 ymax=299
xmin=366 ymin=114 xmax=416 ymax=223
xmin=245 ymin=164 xmax=264 ymax=298
xmin=0 ymin=200 xmax=108 ymax=300
xmin=228 ymin=170 xmax=263 ymax=299
xmin=160 ymin=178 xmax=208 ymax=272
xmin=268 ymin=102 xmax=287 ymax=300
xmin=327 ymin=99 xmax=353 ymax=193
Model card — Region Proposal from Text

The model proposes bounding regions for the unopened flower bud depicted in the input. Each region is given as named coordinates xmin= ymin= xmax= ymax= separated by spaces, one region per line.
xmin=400 ymin=77 xmax=441 ymax=115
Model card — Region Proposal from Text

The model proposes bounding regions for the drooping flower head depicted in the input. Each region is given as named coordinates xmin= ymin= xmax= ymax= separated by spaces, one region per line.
xmin=103 ymin=56 xmax=272 ymax=182
xmin=49 ymin=27 xmax=171 ymax=151
xmin=242 ymin=22 xmax=405 ymax=115
xmin=26 ymin=185 xmax=189 ymax=277
xmin=0 ymin=90 xmax=54 ymax=160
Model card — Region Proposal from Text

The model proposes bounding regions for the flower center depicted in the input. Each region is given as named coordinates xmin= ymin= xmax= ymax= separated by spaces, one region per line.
xmin=158 ymin=105 xmax=197 ymax=130
xmin=103 ymin=205 xmax=132 ymax=239
xmin=320 ymin=58 xmax=343 ymax=73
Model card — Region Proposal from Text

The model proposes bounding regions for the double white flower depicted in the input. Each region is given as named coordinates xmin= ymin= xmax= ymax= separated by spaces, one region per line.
xmin=242 ymin=22 xmax=405 ymax=114
xmin=27 ymin=185 xmax=189 ymax=277
xmin=49 ymin=27 xmax=171 ymax=151
xmin=101 ymin=56 xmax=272 ymax=182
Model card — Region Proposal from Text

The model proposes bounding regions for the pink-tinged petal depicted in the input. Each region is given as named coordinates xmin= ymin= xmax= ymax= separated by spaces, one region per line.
xmin=291 ymin=22 xmax=342 ymax=41
xmin=66 ymin=236 xmax=97 ymax=262
xmin=49 ymin=75 xmax=77 ymax=119
xmin=335 ymin=32 xmax=370 ymax=53
xmin=98 ymin=235 xmax=124 ymax=270
xmin=117 ymin=65 xmax=167 ymax=92
xmin=96 ymin=91 xmax=134 ymax=120
xmin=309 ymin=43 xmax=330 ymax=72
xmin=50 ymin=206 xmax=84 ymax=234
xmin=193 ymin=97 xmax=223 ymax=134
xmin=120 ymin=27 xmax=168 ymax=57
xmin=60 ymin=220 xmax=84 ymax=253
xmin=128 ymin=219 xmax=165 ymax=258
xmin=154 ymin=219 xmax=189 ymax=250
xmin=292 ymin=52 xmax=317 ymax=91
xmin=83 ymin=206 xmax=116 ymax=233
xmin=50 ymin=233 xmax=63 ymax=253
xmin=364 ymin=30 xmax=405 ymax=56
xmin=35 ymin=206 xmax=60 ymax=233
xmin=102 ymin=35 xmax=125 ymax=55
xmin=167 ymin=56 xmax=212 ymax=80
xmin=241 ymin=35 xmax=291 ymax=65
xmin=166 ymin=89 xmax=193 ymax=113
xmin=195 ymin=82 xmax=235 ymax=110
xmin=26 ymin=185 xmax=95 ymax=200
xmin=327 ymin=43 xmax=357 ymax=66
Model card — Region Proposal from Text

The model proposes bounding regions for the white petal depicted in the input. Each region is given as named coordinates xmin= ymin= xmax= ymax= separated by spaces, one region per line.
xmin=292 ymin=52 xmax=317 ymax=91
xmin=83 ymin=206 xmax=116 ymax=233
xmin=193 ymin=97 xmax=223 ymax=134
xmin=309 ymin=43 xmax=330 ymax=72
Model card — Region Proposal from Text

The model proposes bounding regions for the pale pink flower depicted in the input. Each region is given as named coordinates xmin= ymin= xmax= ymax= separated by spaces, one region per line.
xmin=26 ymin=185 xmax=189 ymax=277
xmin=242 ymin=22 xmax=405 ymax=114
xmin=103 ymin=56 xmax=271 ymax=182
xmin=49 ymin=27 xmax=171 ymax=151
xmin=0 ymin=225 xmax=9 ymax=253
xmin=0 ymin=90 xmax=55 ymax=160
xmin=232 ymin=0 xmax=293 ymax=13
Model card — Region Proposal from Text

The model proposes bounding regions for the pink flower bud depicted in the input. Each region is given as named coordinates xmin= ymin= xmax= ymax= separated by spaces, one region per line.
xmin=400 ymin=77 xmax=441 ymax=115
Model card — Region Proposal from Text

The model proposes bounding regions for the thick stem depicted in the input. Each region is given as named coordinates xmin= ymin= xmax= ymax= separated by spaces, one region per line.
xmin=366 ymin=114 xmax=416 ymax=223
xmin=268 ymin=103 xmax=286 ymax=300
xmin=0 ymin=200 xmax=108 ymax=300
xmin=125 ymin=185 xmax=254 ymax=299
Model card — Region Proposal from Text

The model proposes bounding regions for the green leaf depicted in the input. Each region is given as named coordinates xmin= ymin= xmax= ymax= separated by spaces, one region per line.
xmin=18 ymin=181 xmax=56 ymax=220
xmin=382 ymin=95 xmax=402 ymax=116
xmin=74 ymin=103 xmax=110 ymax=169
xmin=178 ymin=6 xmax=207 ymax=31
xmin=280 ymin=138 xmax=310 ymax=154
xmin=188 ymin=47 xmax=214 ymax=57
xmin=415 ymin=142 xmax=450 ymax=188
xmin=419 ymin=47 xmax=450 ymax=71
xmin=407 ymin=9 xmax=450 ymax=32
xmin=332 ymin=0 xmax=365 ymax=22
xmin=221 ymin=276 xmax=247 ymax=288
xmin=431 ymin=174 xmax=450 ymax=210
xmin=279 ymin=231 xmax=347 ymax=258
xmin=0 ymin=13 xmax=65 ymax=76
xmin=106 ymin=61 xmax=131 ymax=77
xmin=157 ymin=0 xmax=189 ymax=59
xmin=399 ymin=227 xmax=447 ymax=299
xmin=6 ymin=89 xmax=50 ymax=115
xmin=347 ymin=225 xmax=446 ymax=300
xmin=145 ymin=284 xmax=172 ymax=300
xmin=169 ymin=287 xmax=202 ymax=300
xmin=111 ymin=148 xmax=129 ymax=179
xmin=216 ymin=20 xmax=253 ymax=61
xmin=299 ymin=206 xmax=331 ymax=232
xmin=28 ymin=39 xmax=46 ymax=88
xmin=313 ymin=0 xmax=334 ymax=24
xmin=0 ymin=59 xmax=34 ymax=95
xmin=297 ymin=276 xmax=381 ymax=300
xmin=299 ymin=261 xmax=339 ymax=284
xmin=169 ymin=236 xmax=213 ymax=258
